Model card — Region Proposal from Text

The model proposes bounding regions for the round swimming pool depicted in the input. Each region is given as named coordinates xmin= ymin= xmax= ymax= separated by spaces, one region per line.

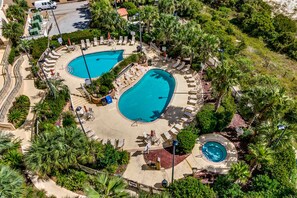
xmin=118 ymin=69 xmax=175 ymax=122
xmin=202 ymin=141 xmax=227 ymax=162
xmin=67 ymin=50 xmax=124 ymax=78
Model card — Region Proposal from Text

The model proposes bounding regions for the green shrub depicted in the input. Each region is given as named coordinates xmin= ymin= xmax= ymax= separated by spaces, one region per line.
xmin=55 ymin=169 xmax=89 ymax=192
xmin=215 ymin=94 xmax=236 ymax=131
xmin=122 ymin=2 xmax=136 ymax=10
xmin=176 ymin=128 xmax=197 ymax=154
xmin=118 ymin=151 xmax=130 ymax=165
xmin=7 ymin=95 xmax=30 ymax=128
xmin=87 ymin=53 xmax=141 ymax=96
xmin=62 ymin=111 xmax=76 ymax=128
xmin=196 ymin=104 xmax=217 ymax=133
xmin=170 ymin=177 xmax=217 ymax=198
xmin=128 ymin=8 xmax=139 ymax=16
xmin=8 ymin=47 xmax=16 ymax=64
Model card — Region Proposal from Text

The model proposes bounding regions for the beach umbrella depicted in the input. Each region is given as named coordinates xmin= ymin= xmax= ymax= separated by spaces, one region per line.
xmin=68 ymin=38 xmax=71 ymax=46
xmin=108 ymin=32 xmax=111 ymax=40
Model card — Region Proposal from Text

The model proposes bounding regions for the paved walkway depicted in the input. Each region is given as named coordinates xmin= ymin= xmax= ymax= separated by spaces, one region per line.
xmin=10 ymin=56 xmax=81 ymax=198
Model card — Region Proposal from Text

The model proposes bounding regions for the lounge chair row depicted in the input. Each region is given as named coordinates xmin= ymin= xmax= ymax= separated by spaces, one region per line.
xmin=86 ymin=130 xmax=125 ymax=149
xmin=162 ymin=111 xmax=196 ymax=141
xmin=172 ymin=60 xmax=191 ymax=73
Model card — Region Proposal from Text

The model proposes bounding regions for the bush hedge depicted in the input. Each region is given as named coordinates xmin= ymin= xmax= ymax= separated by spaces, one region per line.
xmin=8 ymin=47 xmax=16 ymax=65
xmin=62 ymin=111 xmax=76 ymax=128
xmin=176 ymin=127 xmax=198 ymax=154
xmin=196 ymin=95 xmax=236 ymax=133
xmin=86 ymin=53 xmax=141 ymax=97
xmin=8 ymin=95 xmax=30 ymax=128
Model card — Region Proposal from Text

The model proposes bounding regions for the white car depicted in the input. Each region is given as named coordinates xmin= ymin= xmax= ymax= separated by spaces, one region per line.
xmin=33 ymin=0 xmax=57 ymax=11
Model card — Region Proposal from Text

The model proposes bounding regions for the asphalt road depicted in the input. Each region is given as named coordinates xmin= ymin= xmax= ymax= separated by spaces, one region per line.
xmin=48 ymin=1 xmax=91 ymax=36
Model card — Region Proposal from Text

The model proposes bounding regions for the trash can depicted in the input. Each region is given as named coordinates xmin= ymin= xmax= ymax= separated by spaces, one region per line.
xmin=148 ymin=59 xmax=152 ymax=66
xmin=101 ymin=98 xmax=107 ymax=106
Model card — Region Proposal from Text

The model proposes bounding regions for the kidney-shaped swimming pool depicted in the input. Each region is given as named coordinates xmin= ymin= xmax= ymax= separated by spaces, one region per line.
xmin=118 ymin=69 xmax=175 ymax=122
xmin=67 ymin=50 xmax=124 ymax=78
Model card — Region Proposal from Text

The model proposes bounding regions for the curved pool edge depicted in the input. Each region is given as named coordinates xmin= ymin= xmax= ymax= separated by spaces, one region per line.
xmin=66 ymin=49 xmax=125 ymax=79
xmin=116 ymin=68 xmax=178 ymax=124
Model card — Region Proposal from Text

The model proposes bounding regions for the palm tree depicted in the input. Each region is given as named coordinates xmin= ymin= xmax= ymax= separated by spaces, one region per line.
xmin=158 ymin=0 xmax=175 ymax=15
xmin=246 ymin=143 xmax=274 ymax=175
xmin=140 ymin=6 xmax=159 ymax=33
xmin=2 ymin=22 xmax=23 ymax=45
xmin=240 ymin=85 xmax=290 ymax=128
xmin=256 ymin=121 xmax=297 ymax=148
xmin=8 ymin=109 xmax=26 ymax=126
xmin=0 ymin=165 xmax=24 ymax=197
xmin=48 ymin=79 xmax=69 ymax=99
xmin=199 ymin=34 xmax=220 ymax=64
xmin=228 ymin=161 xmax=250 ymax=185
xmin=152 ymin=13 xmax=179 ymax=45
xmin=209 ymin=62 xmax=240 ymax=111
xmin=84 ymin=173 xmax=129 ymax=198
xmin=0 ymin=132 xmax=20 ymax=154
xmin=17 ymin=39 xmax=32 ymax=61
xmin=25 ymin=127 xmax=95 ymax=176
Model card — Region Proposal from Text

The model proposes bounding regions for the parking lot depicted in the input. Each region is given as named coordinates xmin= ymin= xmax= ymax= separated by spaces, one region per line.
xmin=48 ymin=1 xmax=91 ymax=36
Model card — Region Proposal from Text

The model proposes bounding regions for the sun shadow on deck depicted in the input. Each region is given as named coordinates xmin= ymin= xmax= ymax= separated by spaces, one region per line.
xmin=159 ymin=105 xmax=185 ymax=126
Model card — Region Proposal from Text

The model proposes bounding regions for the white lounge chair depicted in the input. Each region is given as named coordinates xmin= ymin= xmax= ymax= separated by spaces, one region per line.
xmin=110 ymin=139 xmax=116 ymax=147
xmin=181 ymin=64 xmax=191 ymax=73
xmin=93 ymin=37 xmax=98 ymax=46
xmin=176 ymin=62 xmax=186 ymax=70
xmin=100 ymin=36 xmax=105 ymax=45
xmin=181 ymin=116 xmax=194 ymax=123
xmin=122 ymin=36 xmax=128 ymax=45
xmin=81 ymin=40 xmax=86 ymax=49
xmin=188 ymin=99 xmax=198 ymax=105
xmin=163 ymin=131 xmax=172 ymax=140
xmin=42 ymin=67 xmax=54 ymax=73
xmin=189 ymin=95 xmax=198 ymax=100
xmin=174 ymin=124 xmax=183 ymax=131
xmin=44 ymin=58 xmax=56 ymax=64
xmin=42 ymin=62 xmax=55 ymax=67
xmin=185 ymin=106 xmax=195 ymax=112
xmin=102 ymin=139 xmax=108 ymax=145
xmin=66 ymin=45 xmax=75 ymax=51
xmin=86 ymin=39 xmax=91 ymax=48
xmin=48 ymin=53 xmax=59 ymax=60
xmin=188 ymin=82 xmax=196 ymax=87
xmin=169 ymin=127 xmax=179 ymax=135
xmin=130 ymin=36 xmax=135 ymax=45
xmin=117 ymin=36 xmax=123 ymax=45
xmin=51 ymin=50 xmax=61 ymax=57
xmin=185 ymin=71 xmax=197 ymax=79
xmin=172 ymin=59 xmax=181 ymax=68
xmin=117 ymin=139 xmax=125 ymax=149
xmin=184 ymin=111 xmax=195 ymax=118
xmin=187 ymin=78 xmax=195 ymax=83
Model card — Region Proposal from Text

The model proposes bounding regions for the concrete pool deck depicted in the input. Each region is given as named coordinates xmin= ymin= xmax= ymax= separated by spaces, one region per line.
xmin=51 ymin=43 xmax=237 ymax=188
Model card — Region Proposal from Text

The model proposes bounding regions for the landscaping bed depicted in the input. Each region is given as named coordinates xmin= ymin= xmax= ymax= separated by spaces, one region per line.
xmin=8 ymin=95 xmax=30 ymax=128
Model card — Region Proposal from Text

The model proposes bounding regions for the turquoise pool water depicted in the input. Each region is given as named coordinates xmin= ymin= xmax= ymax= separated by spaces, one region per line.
xmin=118 ymin=69 xmax=175 ymax=122
xmin=67 ymin=50 xmax=124 ymax=78
xmin=202 ymin=141 xmax=227 ymax=162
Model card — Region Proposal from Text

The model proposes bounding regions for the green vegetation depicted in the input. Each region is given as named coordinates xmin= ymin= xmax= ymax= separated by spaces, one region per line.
xmin=62 ymin=111 xmax=76 ymax=128
xmin=169 ymin=176 xmax=216 ymax=198
xmin=0 ymin=132 xmax=51 ymax=198
xmin=176 ymin=127 xmax=198 ymax=154
xmin=25 ymin=126 xmax=129 ymax=192
xmin=86 ymin=53 xmax=141 ymax=97
xmin=8 ymin=95 xmax=30 ymax=128
xmin=196 ymin=94 xmax=236 ymax=133
xmin=8 ymin=47 xmax=16 ymax=65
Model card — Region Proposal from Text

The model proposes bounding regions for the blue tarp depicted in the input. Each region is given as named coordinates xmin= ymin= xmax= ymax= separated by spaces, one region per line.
xmin=105 ymin=95 xmax=112 ymax=104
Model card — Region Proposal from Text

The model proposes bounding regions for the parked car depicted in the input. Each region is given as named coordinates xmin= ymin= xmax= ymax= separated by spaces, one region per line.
xmin=33 ymin=0 xmax=57 ymax=11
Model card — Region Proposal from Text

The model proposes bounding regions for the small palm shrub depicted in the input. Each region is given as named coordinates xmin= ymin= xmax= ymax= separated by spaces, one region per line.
xmin=8 ymin=95 xmax=30 ymax=128
xmin=176 ymin=127 xmax=198 ymax=154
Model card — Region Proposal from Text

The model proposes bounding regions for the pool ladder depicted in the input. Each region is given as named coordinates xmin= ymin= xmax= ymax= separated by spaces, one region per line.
xmin=131 ymin=118 xmax=142 ymax=127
